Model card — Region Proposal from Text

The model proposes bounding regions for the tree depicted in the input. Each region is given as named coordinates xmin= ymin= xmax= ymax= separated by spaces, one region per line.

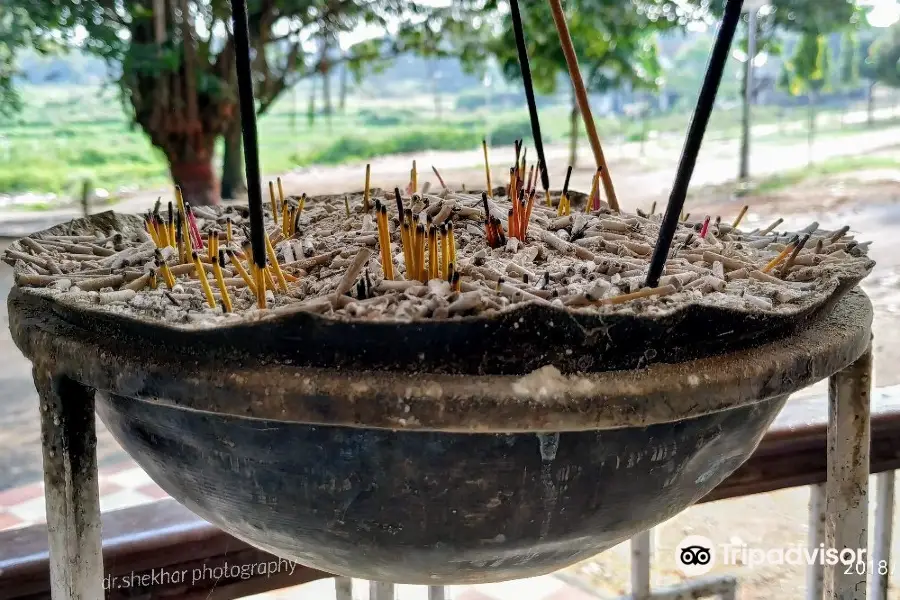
xmin=837 ymin=29 xmax=859 ymax=125
xmin=870 ymin=20 xmax=900 ymax=89
xmin=859 ymin=30 xmax=880 ymax=124
xmin=14 ymin=0 xmax=493 ymax=204
xmin=485 ymin=0 xmax=688 ymax=167
xmin=779 ymin=31 xmax=830 ymax=164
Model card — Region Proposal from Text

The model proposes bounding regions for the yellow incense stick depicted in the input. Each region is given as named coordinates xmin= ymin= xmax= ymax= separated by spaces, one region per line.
xmin=148 ymin=268 xmax=158 ymax=290
xmin=448 ymin=222 xmax=457 ymax=267
xmin=588 ymin=171 xmax=599 ymax=212
xmin=157 ymin=220 xmax=169 ymax=247
xmin=192 ymin=251 xmax=216 ymax=308
xmin=208 ymin=230 xmax=218 ymax=262
xmin=264 ymin=234 xmax=288 ymax=292
xmin=253 ymin=263 xmax=266 ymax=309
xmin=157 ymin=260 xmax=176 ymax=289
xmin=364 ymin=164 xmax=372 ymax=211
xmin=226 ymin=218 xmax=233 ymax=243
xmin=154 ymin=250 xmax=176 ymax=289
xmin=426 ymin=227 xmax=434 ymax=280
xmin=213 ymin=251 xmax=233 ymax=313
xmin=264 ymin=266 xmax=278 ymax=292
xmin=281 ymin=201 xmax=289 ymax=236
xmin=228 ymin=250 xmax=257 ymax=295
xmin=377 ymin=204 xmax=394 ymax=280
xmin=732 ymin=205 xmax=749 ymax=229
xmin=146 ymin=219 xmax=161 ymax=247
xmin=277 ymin=177 xmax=285 ymax=208
xmin=411 ymin=160 xmax=418 ymax=194
xmin=762 ymin=242 xmax=796 ymax=273
xmin=268 ymin=181 xmax=279 ymax=225
xmin=482 ymin=139 xmax=493 ymax=197
xmin=416 ymin=223 xmax=426 ymax=281
xmin=441 ymin=226 xmax=450 ymax=279
xmin=400 ymin=222 xmax=413 ymax=279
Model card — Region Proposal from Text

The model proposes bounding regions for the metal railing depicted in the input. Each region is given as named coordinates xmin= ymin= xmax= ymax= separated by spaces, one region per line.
xmin=332 ymin=470 xmax=896 ymax=600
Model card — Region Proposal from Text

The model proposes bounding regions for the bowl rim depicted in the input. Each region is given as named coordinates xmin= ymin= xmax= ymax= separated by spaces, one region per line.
xmin=9 ymin=285 xmax=872 ymax=432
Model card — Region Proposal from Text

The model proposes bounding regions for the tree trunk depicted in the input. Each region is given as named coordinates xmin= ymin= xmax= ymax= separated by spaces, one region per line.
xmin=867 ymin=82 xmax=875 ymax=126
xmin=568 ymin=88 xmax=579 ymax=168
xmin=322 ymin=70 xmax=333 ymax=132
xmin=220 ymin=119 xmax=246 ymax=200
xmin=339 ymin=64 xmax=349 ymax=113
xmin=308 ymin=78 xmax=317 ymax=129
xmin=738 ymin=57 xmax=750 ymax=180
xmin=171 ymin=157 xmax=218 ymax=206
xmin=807 ymin=92 xmax=816 ymax=166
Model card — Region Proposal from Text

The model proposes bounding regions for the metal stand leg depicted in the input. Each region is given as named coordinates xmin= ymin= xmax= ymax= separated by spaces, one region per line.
xmin=428 ymin=586 xmax=447 ymax=600
xmin=370 ymin=581 xmax=395 ymax=600
xmin=34 ymin=366 xmax=103 ymax=599
xmin=631 ymin=529 xmax=652 ymax=599
xmin=807 ymin=483 xmax=827 ymax=600
xmin=335 ymin=577 xmax=353 ymax=600
xmin=825 ymin=345 xmax=872 ymax=600
xmin=870 ymin=471 xmax=894 ymax=600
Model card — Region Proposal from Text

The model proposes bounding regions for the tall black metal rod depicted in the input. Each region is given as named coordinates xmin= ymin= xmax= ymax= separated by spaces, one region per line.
xmin=229 ymin=0 xmax=266 ymax=269
xmin=509 ymin=0 xmax=550 ymax=191
xmin=644 ymin=0 xmax=744 ymax=289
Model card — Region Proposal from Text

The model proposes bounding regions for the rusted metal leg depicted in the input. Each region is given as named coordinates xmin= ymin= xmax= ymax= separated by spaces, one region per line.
xmin=870 ymin=471 xmax=894 ymax=600
xmin=334 ymin=577 xmax=353 ymax=600
xmin=34 ymin=365 xmax=103 ymax=600
xmin=631 ymin=529 xmax=652 ymax=599
xmin=807 ymin=483 xmax=827 ymax=600
xmin=825 ymin=345 xmax=872 ymax=600
xmin=428 ymin=586 xmax=447 ymax=600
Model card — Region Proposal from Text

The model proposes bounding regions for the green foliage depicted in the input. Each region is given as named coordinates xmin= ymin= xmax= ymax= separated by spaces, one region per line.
xmin=839 ymin=30 xmax=860 ymax=87
xmin=297 ymin=128 xmax=477 ymax=164
xmin=781 ymin=32 xmax=830 ymax=96
xmin=484 ymin=0 xmax=693 ymax=97
xmin=490 ymin=118 xmax=552 ymax=146
xmin=870 ymin=21 xmax=900 ymax=89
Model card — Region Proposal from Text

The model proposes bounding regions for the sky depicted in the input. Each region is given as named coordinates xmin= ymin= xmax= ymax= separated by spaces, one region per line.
xmin=864 ymin=0 xmax=900 ymax=26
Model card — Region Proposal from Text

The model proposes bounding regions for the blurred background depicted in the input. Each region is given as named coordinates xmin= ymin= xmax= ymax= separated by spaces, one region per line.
xmin=1 ymin=0 xmax=900 ymax=597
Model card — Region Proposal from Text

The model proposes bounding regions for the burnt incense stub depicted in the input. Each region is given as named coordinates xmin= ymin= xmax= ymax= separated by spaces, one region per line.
xmin=3 ymin=187 xmax=873 ymax=375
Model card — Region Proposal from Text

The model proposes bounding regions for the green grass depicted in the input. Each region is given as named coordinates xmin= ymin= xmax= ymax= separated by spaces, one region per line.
xmin=751 ymin=154 xmax=900 ymax=195
xmin=0 ymin=83 xmax=894 ymax=207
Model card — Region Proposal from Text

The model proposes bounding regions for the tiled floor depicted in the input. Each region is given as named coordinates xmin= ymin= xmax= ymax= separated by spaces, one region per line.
xmin=0 ymin=462 xmax=599 ymax=600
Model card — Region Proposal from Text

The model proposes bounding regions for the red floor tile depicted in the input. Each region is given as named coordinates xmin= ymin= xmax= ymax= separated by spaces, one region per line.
xmin=0 ymin=510 xmax=27 ymax=531
xmin=136 ymin=483 xmax=171 ymax=500
xmin=0 ymin=483 xmax=44 ymax=507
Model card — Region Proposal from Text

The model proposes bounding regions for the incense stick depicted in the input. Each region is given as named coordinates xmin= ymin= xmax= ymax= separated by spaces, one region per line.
xmin=229 ymin=0 xmax=267 ymax=289
xmin=644 ymin=0 xmax=744 ymax=288
xmin=482 ymin=139 xmax=493 ymax=197
xmin=546 ymin=0 xmax=618 ymax=212
xmin=364 ymin=164 xmax=372 ymax=211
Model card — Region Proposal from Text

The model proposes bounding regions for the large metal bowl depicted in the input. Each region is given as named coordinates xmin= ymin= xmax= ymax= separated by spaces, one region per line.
xmin=7 ymin=279 xmax=872 ymax=584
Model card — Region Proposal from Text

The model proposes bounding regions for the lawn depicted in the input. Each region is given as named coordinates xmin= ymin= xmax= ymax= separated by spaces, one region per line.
xmin=0 ymin=83 xmax=890 ymax=203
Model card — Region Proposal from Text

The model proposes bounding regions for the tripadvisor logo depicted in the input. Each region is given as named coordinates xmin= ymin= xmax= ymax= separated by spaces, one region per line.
xmin=675 ymin=535 xmax=716 ymax=576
